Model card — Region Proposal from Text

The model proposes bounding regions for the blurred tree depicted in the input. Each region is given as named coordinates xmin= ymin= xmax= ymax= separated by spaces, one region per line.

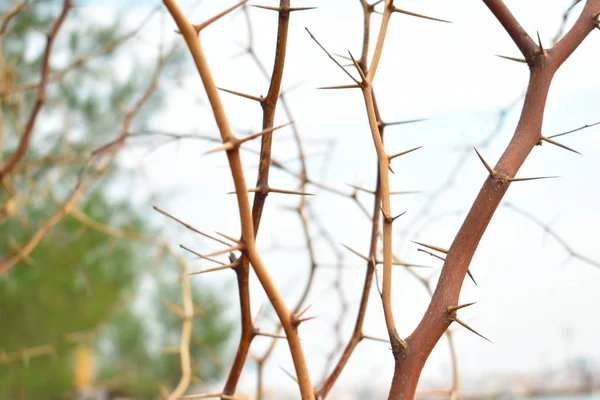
xmin=0 ymin=1 xmax=232 ymax=398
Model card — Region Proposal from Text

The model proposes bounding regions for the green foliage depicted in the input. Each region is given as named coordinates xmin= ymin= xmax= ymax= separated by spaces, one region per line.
xmin=0 ymin=1 xmax=232 ymax=398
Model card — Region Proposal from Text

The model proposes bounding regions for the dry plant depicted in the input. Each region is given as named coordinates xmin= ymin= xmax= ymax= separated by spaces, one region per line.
xmin=4 ymin=0 xmax=600 ymax=399
xmin=157 ymin=0 xmax=600 ymax=399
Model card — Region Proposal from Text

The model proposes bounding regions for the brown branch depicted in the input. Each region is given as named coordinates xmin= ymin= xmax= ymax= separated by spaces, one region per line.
xmin=162 ymin=2 xmax=313 ymax=398
xmin=390 ymin=1 xmax=600 ymax=397
xmin=0 ymin=0 xmax=71 ymax=182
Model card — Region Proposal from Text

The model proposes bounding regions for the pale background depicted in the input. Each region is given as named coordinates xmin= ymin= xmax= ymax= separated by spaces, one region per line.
xmin=79 ymin=0 xmax=600 ymax=397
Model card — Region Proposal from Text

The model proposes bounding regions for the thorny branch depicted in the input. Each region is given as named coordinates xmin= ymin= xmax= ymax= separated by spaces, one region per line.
xmin=162 ymin=1 xmax=314 ymax=398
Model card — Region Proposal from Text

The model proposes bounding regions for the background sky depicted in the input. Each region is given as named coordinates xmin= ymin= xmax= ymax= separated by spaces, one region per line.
xmin=76 ymin=0 xmax=600 ymax=397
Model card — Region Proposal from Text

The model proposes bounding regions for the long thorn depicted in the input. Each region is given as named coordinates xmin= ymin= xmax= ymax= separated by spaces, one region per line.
xmin=540 ymin=136 xmax=581 ymax=154
xmin=412 ymin=241 xmax=448 ymax=254
xmin=473 ymin=147 xmax=495 ymax=176
xmin=340 ymin=243 xmax=369 ymax=262
xmin=452 ymin=317 xmax=493 ymax=343
xmin=305 ymin=27 xmax=360 ymax=85
xmin=389 ymin=146 xmax=423 ymax=161
xmin=217 ymin=87 xmax=264 ymax=103
xmin=467 ymin=269 xmax=478 ymax=286
xmin=509 ymin=176 xmax=559 ymax=182
xmin=495 ymin=54 xmax=528 ymax=63
xmin=448 ymin=302 xmax=477 ymax=313
xmin=253 ymin=5 xmax=316 ymax=12
xmin=188 ymin=262 xmax=238 ymax=275
xmin=317 ymin=84 xmax=361 ymax=90
xmin=392 ymin=6 xmax=451 ymax=23
xmin=194 ymin=0 xmax=248 ymax=32
xmin=153 ymin=206 xmax=230 ymax=246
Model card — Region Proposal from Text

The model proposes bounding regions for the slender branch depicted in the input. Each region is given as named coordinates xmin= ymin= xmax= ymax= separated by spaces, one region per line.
xmin=162 ymin=2 xmax=313 ymax=398
xmin=0 ymin=0 xmax=71 ymax=182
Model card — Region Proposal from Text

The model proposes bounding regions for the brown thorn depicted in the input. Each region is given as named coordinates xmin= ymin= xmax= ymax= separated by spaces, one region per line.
xmin=467 ymin=269 xmax=478 ymax=286
xmin=278 ymin=365 xmax=299 ymax=384
xmin=418 ymin=248 xmax=446 ymax=262
xmin=539 ymin=136 xmax=581 ymax=155
xmin=217 ymin=87 xmax=264 ymax=103
xmin=247 ymin=186 xmax=315 ymax=196
xmin=473 ymin=147 xmax=495 ymax=176
xmin=390 ymin=190 xmax=420 ymax=195
xmin=451 ymin=317 xmax=493 ymax=343
xmin=204 ymin=141 xmax=235 ymax=155
xmin=537 ymin=31 xmax=546 ymax=56
xmin=392 ymin=6 xmax=452 ymax=23
xmin=305 ymin=27 xmax=361 ymax=85
xmin=380 ymin=118 xmax=427 ymax=127
xmin=412 ymin=240 xmax=448 ymax=254
xmin=340 ymin=243 xmax=369 ymax=262
xmin=317 ymin=84 xmax=361 ymax=90
xmin=180 ymin=244 xmax=225 ymax=265
xmin=495 ymin=54 xmax=528 ymax=63
xmin=447 ymin=302 xmax=477 ymax=313
xmin=153 ymin=206 xmax=230 ymax=246
xmin=361 ymin=334 xmax=390 ymax=343
xmin=388 ymin=145 xmax=423 ymax=161
xmin=193 ymin=0 xmax=248 ymax=32
xmin=391 ymin=210 xmax=407 ymax=222
xmin=508 ymin=175 xmax=559 ymax=182
xmin=346 ymin=183 xmax=374 ymax=194
xmin=238 ymin=122 xmax=292 ymax=144
xmin=296 ymin=304 xmax=312 ymax=319
xmin=199 ymin=244 xmax=243 ymax=259
xmin=188 ymin=262 xmax=238 ymax=275
xmin=253 ymin=5 xmax=316 ymax=12
xmin=347 ymin=50 xmax=367 ymax=83
xmin=214 ymin=231 xmax=239 ymax=244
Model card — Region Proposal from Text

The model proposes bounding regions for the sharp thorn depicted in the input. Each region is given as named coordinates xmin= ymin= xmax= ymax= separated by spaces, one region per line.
xmin=537 ymin=31 xmax=546 ymax=55
xmin=153 ymin=206 xmax=230 ymax=246
xmin=194 ymin=0 xmax=248 ymax=32
xmin=467 ymin=269 xmax=478 ymax=286
xmin=388 ymin=146 xmax=423 ymax=161
xmin=452 ymin=317 xmax=493 ymax=343
xmin=381 ymin=118 xmax=427 ymax=127
xmin=340 ymin=243 xmax=369 ymax=262
xmin=253 ymin=5 xmax=316 ymax=12
xmin=214 ymin=231 xmax=239 ymax=243
xmin=204 ymin=141 xmax=235 ymax=155
xmin=296 ymin=304 xmax=312 ymax=319
xmin=495 ymin=54 xmax=528 ymax=63
xmin=188 ymin=262 xmax=238 ymax=275
xmin=412 ymin=241 xmax=448 ymax=254
xmin=217 ymin=87 xmax=264 ymax=103
xmin=473 ymin=147 xmax=495 ymax=176
xmin=239 ymin=122 xmax=292 ymax=144
xmin=305 ymin=27 xmax=361 ymax=85
xmin=317 ymin=84 xmax=361 ymax=90
xmin=508 ymin=176 xmax=559 ymax=182
xmin=392 ymin=7 xmax=452 ymax=23
xmin=418 ymin=248 xmax=446 ymax=262
xmin=448 ymin=302 xmax=477 ymax=313
xmin=540 ymin=136 xmax=581 ymax=155
xmin=199 ymin=244 xmax=243 ymax=259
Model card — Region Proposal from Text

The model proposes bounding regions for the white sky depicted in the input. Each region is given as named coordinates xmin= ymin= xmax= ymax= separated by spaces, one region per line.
xmin=78 ymin=0 xmax=600 ymax=397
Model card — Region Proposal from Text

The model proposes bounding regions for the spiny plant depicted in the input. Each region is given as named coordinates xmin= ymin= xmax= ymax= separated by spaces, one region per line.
xmin=157 ymin=0 xmax=600 ymax=399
